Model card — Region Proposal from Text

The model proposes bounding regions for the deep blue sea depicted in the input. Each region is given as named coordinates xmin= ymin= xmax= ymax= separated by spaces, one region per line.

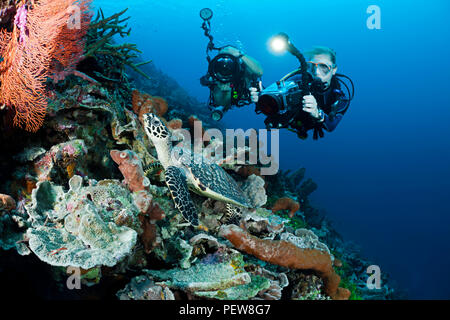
xmin=95 ymin=0 xmax=450 ymax=299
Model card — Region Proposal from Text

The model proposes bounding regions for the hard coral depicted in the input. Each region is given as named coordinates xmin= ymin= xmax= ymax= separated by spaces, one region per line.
xmin=240 ymin=174 xmax=267 ymax=208
xmin=131 ymin=89 xmax=168 ymax=125
xmin=218 ymin=224 xmax=351 ymax=300
xmin=145 ymin=254 xmax=252 ymax=294
xmin=25 ymin=177 xmax=139 ymax=269
xmin=272 ymin=197 xmax=300 ymax=218
xmin=36 ymin=140 xmax=87 ymax=180
xmin=33 ymin=139 xmax=88 ymax=182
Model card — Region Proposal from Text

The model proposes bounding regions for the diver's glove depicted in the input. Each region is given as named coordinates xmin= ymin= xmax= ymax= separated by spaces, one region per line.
xmin=302 ymin=94 xmax=320 ymax=118
xmin=249 ymin=87 xmax=258 ymax=103
xmin=249 ymin=81 xmax=262 ymax=104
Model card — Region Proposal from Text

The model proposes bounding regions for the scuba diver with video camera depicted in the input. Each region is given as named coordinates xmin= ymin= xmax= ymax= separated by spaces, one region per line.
xmin=199 ymin=9 xmax=354 ymax=140
xmin=199 ymin=8 xmax=263 ymax=121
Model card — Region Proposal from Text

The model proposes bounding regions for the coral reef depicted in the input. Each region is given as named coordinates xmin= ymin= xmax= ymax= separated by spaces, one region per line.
xmin=0 ymin=4 xmax=399 ymax=301
xmin=288 ymin=273 xmax=330 ymax=300
xmin=144 ymin=248 xmax=273 ymax=300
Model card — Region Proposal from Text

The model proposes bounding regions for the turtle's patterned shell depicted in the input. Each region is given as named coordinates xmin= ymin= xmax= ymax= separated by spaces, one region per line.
xmin=187 ymin=157 xmax=251 ymax=208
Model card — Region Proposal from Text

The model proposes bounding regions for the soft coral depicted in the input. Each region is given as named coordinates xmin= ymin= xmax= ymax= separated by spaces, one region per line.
xmin=0 ymin=0 xmax=92 ymax=132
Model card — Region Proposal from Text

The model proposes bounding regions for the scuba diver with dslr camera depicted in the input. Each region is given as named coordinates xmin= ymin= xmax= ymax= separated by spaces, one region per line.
xmin=199 ymin=9 xmax=354 ymax=140
xmin=252 ymin=38 xmax=354 ymax=140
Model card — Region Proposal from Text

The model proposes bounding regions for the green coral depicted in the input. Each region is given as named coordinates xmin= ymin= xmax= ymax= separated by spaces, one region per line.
xmin=338 ymin=277 xmax=363 ymax=300
xmin=332 ymin=251 xmax=363 ymax=300
xmin=274 ymin=210 xmax=309 ymax=230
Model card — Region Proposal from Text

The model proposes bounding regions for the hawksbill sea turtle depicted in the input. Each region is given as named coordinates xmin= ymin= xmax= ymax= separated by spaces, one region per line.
xmin=142 ymin=113 xmax=251 ymax=226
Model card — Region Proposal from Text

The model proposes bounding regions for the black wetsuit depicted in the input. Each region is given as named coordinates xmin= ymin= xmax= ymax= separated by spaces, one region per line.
xmin=289 ymin=75 xmax=350 ymax=139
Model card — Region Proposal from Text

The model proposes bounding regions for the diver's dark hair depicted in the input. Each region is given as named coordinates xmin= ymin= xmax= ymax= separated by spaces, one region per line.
xmin=304 ymin=46 xmax=337 ymax=66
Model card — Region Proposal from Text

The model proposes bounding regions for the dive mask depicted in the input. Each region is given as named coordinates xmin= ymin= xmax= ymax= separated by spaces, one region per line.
xmin=307 ymin=61 xmax=334 ymax=76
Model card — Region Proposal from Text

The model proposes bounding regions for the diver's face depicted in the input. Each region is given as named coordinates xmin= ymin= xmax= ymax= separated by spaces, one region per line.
xmin=308 ymin=54 xmax=337 ymax=89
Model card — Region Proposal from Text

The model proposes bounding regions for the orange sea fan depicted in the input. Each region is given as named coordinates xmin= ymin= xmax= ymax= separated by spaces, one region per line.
xmin=48 ymin=0 xmax=92 ymax=81
xmin=0 ymin=0 xmax=92 ymax=132
xmin=0 ymin=23 xmax=48 ymax=131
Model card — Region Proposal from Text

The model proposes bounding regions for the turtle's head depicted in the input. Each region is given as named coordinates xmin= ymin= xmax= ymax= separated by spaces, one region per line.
xmin=143 ymin=113 xmax=170 ymax=142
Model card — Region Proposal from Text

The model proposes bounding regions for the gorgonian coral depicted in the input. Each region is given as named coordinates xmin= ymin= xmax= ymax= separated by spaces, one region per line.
xmin=0 ymin=0 xmax=92 ymax=132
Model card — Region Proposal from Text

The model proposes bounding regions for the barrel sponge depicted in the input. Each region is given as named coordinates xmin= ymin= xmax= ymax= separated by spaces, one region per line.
xmin=218 ymin=224 xmax=350 ymax=300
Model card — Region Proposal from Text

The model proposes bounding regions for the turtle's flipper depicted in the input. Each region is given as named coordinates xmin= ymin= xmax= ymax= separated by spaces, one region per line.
xmin=165 ymin=166 xmax=199 ymax=226
xmin=221 ymin=203 xmax=243 ymax=226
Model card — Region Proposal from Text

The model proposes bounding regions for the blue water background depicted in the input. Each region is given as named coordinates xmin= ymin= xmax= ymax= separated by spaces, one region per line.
xmin=94 ymin=0 xmax=450 ymax=299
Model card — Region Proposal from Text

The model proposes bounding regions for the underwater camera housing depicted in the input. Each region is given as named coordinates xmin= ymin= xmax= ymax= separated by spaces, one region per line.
xmin=256 ymin=70 xmax=354 ymax=129
xmin=256 ymin=32 xmax=332 ymax=129
xmin=200 ymin=48 xmax=262 ymax=121
xmin=256 ymin=79 xmax=310 ymax=129
xmin=255 ymin=70 xmax=322 ymax=129
xmin=199 ymin=8 xmax=262 ymax=121
xmin=256 ymin=80 xmax=303 ymax=118
xmin=208 ymin=53 xmax=242 ymax=84
xmin=201 ymin=50 xmax=261 ymax=121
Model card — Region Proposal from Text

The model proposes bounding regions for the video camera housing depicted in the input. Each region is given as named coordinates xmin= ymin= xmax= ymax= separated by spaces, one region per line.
xmin=201 ymin=47 xmax=262 ymax=121
xmin=199 ymin=9 xmax=262 ymax=121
